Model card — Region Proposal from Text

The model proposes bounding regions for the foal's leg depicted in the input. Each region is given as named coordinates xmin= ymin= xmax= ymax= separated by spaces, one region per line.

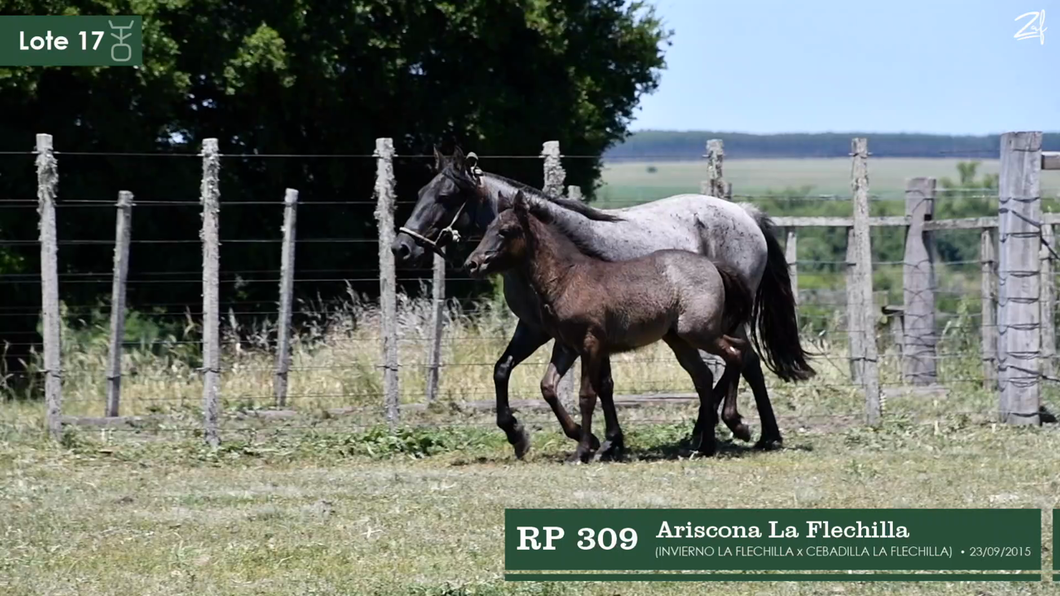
xmin=570 ymin=342 xmax=603 ymax=464
xmin=662 ymin=333 xmax=719 ymax=455
xmin=541 ymin=341 xmax=600 ymax=449
xmin=702 ymin=350 xmax=752 ymax=443
xmin=494 ymin=320 xmax=550 ymax=458
xmin=593 ymin=357 xmax=625 ymax=461
xmin=707 ymin=334 xmax=747 ymax=449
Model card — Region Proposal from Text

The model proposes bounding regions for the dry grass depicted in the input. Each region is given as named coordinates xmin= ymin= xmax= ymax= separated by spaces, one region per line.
xmin=0 ymin=291 xmax=1015 ymax=431
xmin=3 ymin=296 xmax=1060 ymax=594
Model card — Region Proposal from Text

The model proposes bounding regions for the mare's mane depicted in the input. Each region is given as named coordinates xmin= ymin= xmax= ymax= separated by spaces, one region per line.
xmin=512 ymin=195 xmax=616 ymax=263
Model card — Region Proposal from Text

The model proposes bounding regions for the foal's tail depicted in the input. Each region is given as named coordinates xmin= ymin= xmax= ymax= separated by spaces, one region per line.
xmin=715 ymin=264 xmax=755 ymax=337
xmin=745 ymin=207 xmax=817 ymax=382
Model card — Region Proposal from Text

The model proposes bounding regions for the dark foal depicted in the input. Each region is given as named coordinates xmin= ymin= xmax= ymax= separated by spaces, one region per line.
xmin=465 ymin=191 xmax=755 ymax=462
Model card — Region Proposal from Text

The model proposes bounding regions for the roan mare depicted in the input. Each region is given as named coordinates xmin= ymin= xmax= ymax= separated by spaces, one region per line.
xmin=465 ymin=191 xmax=755 ymax=461
xmin=391 ymin=147 xmax=814 ymax=457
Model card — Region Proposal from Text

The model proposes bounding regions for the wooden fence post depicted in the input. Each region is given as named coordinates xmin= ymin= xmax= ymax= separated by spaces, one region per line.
xmin=785 ymin=228 xmax=798 ymax=303
xmin=36 ymin=133 xmax=62 ymax=440
xmin=426 ymin=249 xmax=445 ymax=403
xmin=850 ymin=138 xmax=881 ymax=425
xmin=541 ymin=141 xmax=566 ymax=197
xmin=845 ymin=227 xmax=859 ymax=380
xmin=1040 ymin=223 xmax=1055 ymax=380
xmin=997 ymin=131 xmax=1042 ymax=425
xmin=105 ymin=191 xmax=133 ymax=417
xmin=200 ymin=138 xmax=221 ymax=447
xmin=274 ymin=188 xmax=298 ymax=408
xmin=542 ymin=141 xmax=574 ymax=404
xmin=703 ymin=139 xmax=726 ymax=198
xmin=374 ymin=138 xmax=400 ymax=428
xmin=568 ymin=185 xmax=583 ymax=202
xmin=981 ymin=227 xmax=999 ymax=390
xmin=902 ymin=177 xmax=938 ymax=385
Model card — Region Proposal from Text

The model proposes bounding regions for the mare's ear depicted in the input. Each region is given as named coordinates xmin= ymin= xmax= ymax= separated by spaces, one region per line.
xmin=512 ymin=191 xmax=530 ymax=220
xmin=432 ymin=146 xmax=445 ymax=172
xmin=451 ymin=146 xmax=466 ymax=170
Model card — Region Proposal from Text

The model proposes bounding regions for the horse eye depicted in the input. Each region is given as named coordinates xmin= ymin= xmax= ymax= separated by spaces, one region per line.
xmin=498 ymin=228 xmax=511 ymax=238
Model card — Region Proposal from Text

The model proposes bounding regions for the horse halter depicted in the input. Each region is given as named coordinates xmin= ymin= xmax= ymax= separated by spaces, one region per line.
xmin=397 ymin=152 xmax=484 ymax=259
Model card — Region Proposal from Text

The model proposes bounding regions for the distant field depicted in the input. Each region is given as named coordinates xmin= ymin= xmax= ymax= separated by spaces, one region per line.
xmin=596 ymin=158 xmax=1060 ymax=207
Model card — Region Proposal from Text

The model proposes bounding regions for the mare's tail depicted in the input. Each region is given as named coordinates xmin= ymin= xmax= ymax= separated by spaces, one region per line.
xmin=743 ymin=207 xmax=816 ymax=382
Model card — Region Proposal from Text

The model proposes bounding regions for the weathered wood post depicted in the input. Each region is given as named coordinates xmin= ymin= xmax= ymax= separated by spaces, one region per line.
xmin=785 ymin=228 xmax=798 ymax=303
xmin=702 ymin=139 xmax=726 ymax=198
xmin=541 ymin=141 xmax=566 ymax=197
xmin=845 ymin=227 xmax=859 ymax=380
xmin=374 ymin=138 xmax=400 ymax=428
xmin=105 ymin=191 xmax=133 ymax=417
xmin=36 ymin=134 xmax=62 ymax=440
xmin=200 ymin=138 xmax=221 ymax=447
xmin=850 ymin=138 xmax=881 ymax=425
xmin=568 ymin=185 xmax=583 ymax=202
xmin=902 ymin=177 xmax=938 ymax=385
xmin=981 ymin=227 xmax=999 ymax=390
xmin=1041 ymin=223 xmax=1056 ymax=380
xmin=425 ymin=248 xmax=445 ymax=403
xmin=274 ymin=188 xmax=298 ymax=408
xmin=997 ymin=131 xmax=1042 ymax=425
xmin=542 ymin=141 xmax=574 ymax=404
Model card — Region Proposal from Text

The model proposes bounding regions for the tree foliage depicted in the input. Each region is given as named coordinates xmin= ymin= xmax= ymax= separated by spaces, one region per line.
xmin=0 ymin=0 xmax=671 ymax=375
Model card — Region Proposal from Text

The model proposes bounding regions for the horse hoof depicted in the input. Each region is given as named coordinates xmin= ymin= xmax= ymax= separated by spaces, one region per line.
xmin=690 ymin=434 xmax=716 ymax=457
xmin=593 ymin=438 xmax=624 ymax=462
xmin=508 ymin=425 xmax=531 ymax=459
xmin=565 ymin=452 xmax=587 ymax=465
xmin=732 ymin=423 xmax=752 ymax=443
xmin=754 ymin=436 xmax=783 ymax=451
xmin=513 ymin=433 xmax=532 ymax=460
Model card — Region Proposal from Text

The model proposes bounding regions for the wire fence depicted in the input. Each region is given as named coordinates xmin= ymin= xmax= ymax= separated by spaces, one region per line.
xmin=2 ymin=132 xmax=1060 ymax=446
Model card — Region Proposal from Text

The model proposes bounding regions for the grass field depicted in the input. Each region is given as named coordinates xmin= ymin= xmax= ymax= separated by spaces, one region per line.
xmin=3 ymin=295 xmax=1060 ymax=595
xmin=596 ymin=158 xmax=1060 ymax=207
xmin=1 ymin=412 xmax=1059 ymax=595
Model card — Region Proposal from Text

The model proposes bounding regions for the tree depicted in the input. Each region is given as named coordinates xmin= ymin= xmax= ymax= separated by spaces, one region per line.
xmin=0 ymin=0 xmax=671 ymax=379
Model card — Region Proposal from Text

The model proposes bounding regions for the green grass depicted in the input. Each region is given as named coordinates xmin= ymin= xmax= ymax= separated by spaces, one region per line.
xmin=596 ymin=158 xmax=1060 ymax=207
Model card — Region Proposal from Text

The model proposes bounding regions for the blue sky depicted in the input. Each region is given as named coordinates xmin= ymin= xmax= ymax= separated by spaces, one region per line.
xmin=630 ymin=0 xmax=1060 ymax=134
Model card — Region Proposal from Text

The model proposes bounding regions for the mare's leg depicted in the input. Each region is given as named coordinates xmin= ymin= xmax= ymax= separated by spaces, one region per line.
xmin=662 ymin=333 xmax=719 ymax=456
xmin=593 ymin=357 xmax=625 ymax=461
xmin=569 ymin=342 xmax=603 ymax=464
xmin=541 ymin=341 xmax=600 ymax=448
xmin=494 ymin=320 xmax=550 ymax=458
xmin=735 ymin=324 xmax=784 ymax=449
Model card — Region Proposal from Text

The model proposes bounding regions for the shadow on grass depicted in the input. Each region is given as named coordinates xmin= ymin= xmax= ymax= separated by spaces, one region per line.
xmin=448 ymin=435 xmax=814 ymax=467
